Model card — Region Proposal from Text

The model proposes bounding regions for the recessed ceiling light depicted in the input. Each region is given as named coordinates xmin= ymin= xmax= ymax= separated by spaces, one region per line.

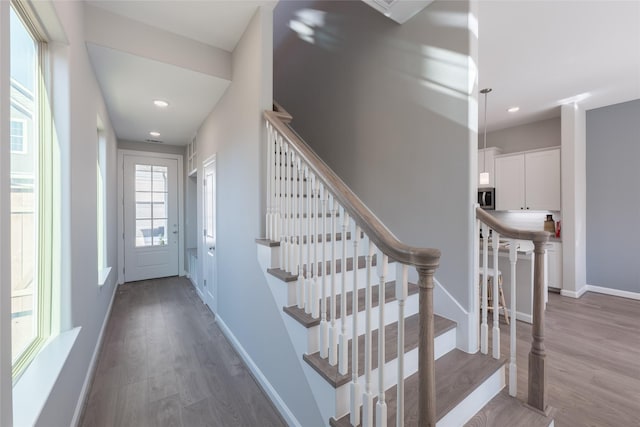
xmin=149 ymin=131 xmax=161 ymax=137
xmin=507 ymin=106 xmax=520 ymax=113
xmin=153 ymin=100 xmax=169 ymax=108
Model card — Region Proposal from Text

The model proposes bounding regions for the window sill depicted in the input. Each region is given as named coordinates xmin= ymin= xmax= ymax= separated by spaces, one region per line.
xmin=98 ymin=266 xmax=112 ymax=287
xmin=13 ymin=327 xmax=81 ymax=427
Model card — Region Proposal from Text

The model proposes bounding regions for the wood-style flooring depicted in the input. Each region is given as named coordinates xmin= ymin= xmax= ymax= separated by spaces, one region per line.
xmin=79 ymin=277 xmax=286 ymax=427
xmin=497 ymin=291 xmax=640 ymax=427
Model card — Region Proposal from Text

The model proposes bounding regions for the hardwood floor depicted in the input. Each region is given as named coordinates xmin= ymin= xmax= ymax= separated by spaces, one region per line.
xmin=80 ymin=277 xmax=286 ymax=427
xmin=497 ymin=291 xmax=640 ymax=427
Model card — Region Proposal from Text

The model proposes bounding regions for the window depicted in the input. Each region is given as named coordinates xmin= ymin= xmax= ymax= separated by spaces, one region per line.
xmin=9 ymin=2 xmax=57 ymax=380
xmin=10 ymin=119 xmax=25 ymax=153
xmin=135 ymin=164 xmax=169 ymax=247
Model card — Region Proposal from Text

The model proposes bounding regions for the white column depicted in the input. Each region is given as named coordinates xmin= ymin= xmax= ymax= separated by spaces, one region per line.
xmin=320 ymin=188 xmax=329 ymax=358
xmin=338 ymin=209 xmax=350 ymax=375
xmin=328 ymin=196 xmax=338 ymax=366
xmin=311 ymin=179 xmax=320 ymax=318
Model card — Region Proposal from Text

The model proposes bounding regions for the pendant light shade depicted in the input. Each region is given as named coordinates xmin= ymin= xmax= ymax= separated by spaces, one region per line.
xmin=480 ymin=88 xmax=492 ymax=186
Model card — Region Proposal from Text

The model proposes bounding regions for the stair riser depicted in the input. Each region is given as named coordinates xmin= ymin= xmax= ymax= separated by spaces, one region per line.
xmin=332 ymin=327 xmax=457 ymax=419
xmin=303 ymin=293 xmax=419 ymax=354
xmin=283 ymin=268 xmax=399 ymax=309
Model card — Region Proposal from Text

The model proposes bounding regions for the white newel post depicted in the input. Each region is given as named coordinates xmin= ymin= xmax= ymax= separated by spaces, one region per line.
xmin=320 ymin=187 xmax=329 ymax=358
xmin=329 ymin=197 xmax=338 ymax=365
xmin=396 ymin=264 xmax=408 ymax=427
xmin=481 ymin=223 xmax=489 ymax=354
xmin=350 ymin=224 xmax=362 ymax=427
xmin=266 ymin=123 xmax=272 ymax=240
xmin=362 ymin=240 xmax=375 ymax=427
xmin=492 ymin=231 xmax=501 ymax=359
xmin=338 ymin=210 xmax=350 ymax=375
xmin=376 ymin=254 xmax=389 ymax=427
xmin=509 ymin=242 xmax=518 ymax=396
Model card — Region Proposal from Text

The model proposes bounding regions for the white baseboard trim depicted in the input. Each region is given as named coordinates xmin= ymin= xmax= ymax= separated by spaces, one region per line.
xmin=585 ymin=284 xmax=640 ymax=300
xmin=560 ymin=286 xmax=588 ymax=299
xmin=216 ymin=316 xmax=302 ymax=427
xmin=71 ymin=282 xmax=119 ymax=427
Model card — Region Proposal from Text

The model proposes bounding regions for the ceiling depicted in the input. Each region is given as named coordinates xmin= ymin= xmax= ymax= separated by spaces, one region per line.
xmin=478 ymin=1 xmax=640 ymax=132
xmin=85 ymin=1 xmax=640 ymax=146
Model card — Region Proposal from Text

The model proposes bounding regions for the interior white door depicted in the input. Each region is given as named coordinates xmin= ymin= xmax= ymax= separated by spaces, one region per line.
xmin=124 ymin=155 xmax=179 ymax=282
xmin=203 ymin=157 xmax=217 ymax=310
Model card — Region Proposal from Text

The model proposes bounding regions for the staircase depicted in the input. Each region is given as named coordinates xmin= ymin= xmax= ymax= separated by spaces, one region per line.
xmin=257 ymin=104 xmax=556 ymax=426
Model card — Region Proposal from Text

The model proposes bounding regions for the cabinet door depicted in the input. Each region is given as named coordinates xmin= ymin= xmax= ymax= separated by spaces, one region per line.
xmin=525 ymin=149 xmax=561 ymax=210
xmin=547 ymin=242 xmax=562 ymax=289
xmin=495 ymin=154 xmax=525 ymax=210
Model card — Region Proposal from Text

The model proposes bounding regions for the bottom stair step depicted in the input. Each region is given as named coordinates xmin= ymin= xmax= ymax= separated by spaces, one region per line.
xmin=464 ymin=391 xmax=556 ymax=427
xmin=331 ymin=350 xmax=506 ymax=426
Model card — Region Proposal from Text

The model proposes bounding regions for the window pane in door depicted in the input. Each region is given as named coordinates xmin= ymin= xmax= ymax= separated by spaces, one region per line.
xmin=152 ymin=166 xmax=168 ymax=192
xmin=135 ymin=164 xmax=152 ymax=191
xmin=152 ymin=192 xmax=167 ymax=219
xmin=152 ymin=219 xmax=168 ymax=246
xmin=136 ymin=219 xmax=152 ymax=247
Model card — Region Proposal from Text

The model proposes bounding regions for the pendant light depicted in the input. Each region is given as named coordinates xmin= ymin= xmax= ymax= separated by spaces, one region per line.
xmin=479 ymin=88 xmax=492 ymax=186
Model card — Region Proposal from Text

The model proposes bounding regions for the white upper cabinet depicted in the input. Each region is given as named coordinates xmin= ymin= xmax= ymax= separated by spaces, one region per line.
xmin=478 ymin=147 xmax=502 ymax=188
xmin=495 ymin=147 xmax=561 ymax=211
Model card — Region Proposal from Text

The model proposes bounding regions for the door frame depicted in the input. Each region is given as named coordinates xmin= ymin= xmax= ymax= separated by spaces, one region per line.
xmin=117 ymin=149 xmax=184 ymax=284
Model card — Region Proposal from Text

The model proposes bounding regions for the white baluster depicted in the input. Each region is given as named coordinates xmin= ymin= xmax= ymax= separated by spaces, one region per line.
xmin=474 ymin=217 xmax=481 ymax=352
xmin=302 ymin=169 xmax=311 ymax=311
xmin=376 ymin=254 xmax=389 ymax=427
xmin=311 ymin=181 xmax=321 ymax=319
xmin=291 ymin=155 xmax=298 ymax=277
xmin=338 ymin=209 xmax=350 ymax=375
xmin=509 ymin=241 xmax=518 ymax=396
xmin=296 ymin=159 xmax=304 ymax=308
xmin=396 ymin=264 xmax=408 ymax=427
xmin=278 ymin=137 xmax=284 ymax=270
xmin=329 ymin=197 xmax=338 ymax=365
xmin=350 ymin=224 xmax=362 ymax=427
xmin=362 ymin=239 xmax=375 ymax=427
xmin=265 ymin=123 xmax=272 ymax=240
xmin=288 ymin=151 xmax=295 ymax=274
xmin=481 ymin=223 xmax=489 ymax=355
xmin=320 ymin=188 xmax=329 ymax=358
xmin=304 ymin=173 xmax=318 ymax=314
xmin=492 ymin=231 xmax=501 ymax=359
xmin=284 ymin=148 xmax=293 ymax=273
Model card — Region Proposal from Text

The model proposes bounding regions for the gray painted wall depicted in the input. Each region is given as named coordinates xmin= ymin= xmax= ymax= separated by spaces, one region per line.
xmin=586 ymin=99 xmax=640 ymax=293
xmin=274 ymin=0 xmax=477 ymax=310
xmin=118 ymin=139 xmax=186 ymax=156
xmin=483 ymin=117 xmax=560 ymax=154
xmin=195 ymin=8 xmax=324 ymax=426
xmin=35 ymin=1 xmax=120 ymax=425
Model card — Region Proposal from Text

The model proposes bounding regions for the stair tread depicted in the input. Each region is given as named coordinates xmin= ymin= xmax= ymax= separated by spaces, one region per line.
xmin=330 ymin=350 xmax=506 ymax=426
xmin=268 ymin=255 xmax=380 ymax=283
xmin=303 ymin=314 xmax=456 ymax=388
xmin=464 ymin=390 xmax=556 ymax=427
xmin=283 ymin=281 xmax=419 ymax=328
xmin=256 ymin=231 xmax=360 ymax=248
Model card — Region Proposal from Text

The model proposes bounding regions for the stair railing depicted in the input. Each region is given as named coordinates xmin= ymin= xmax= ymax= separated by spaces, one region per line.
xmin=475 ymin=207 xmax=550 ymax=414
xmin=265 ymin=103 xmax=441 ymax=427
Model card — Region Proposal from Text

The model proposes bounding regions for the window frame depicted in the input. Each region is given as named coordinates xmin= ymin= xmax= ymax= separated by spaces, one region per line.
xmin=9 ymin=118 xmax=26 ymax=153
xmin=9 ymin=0 xmax=58 ymax=382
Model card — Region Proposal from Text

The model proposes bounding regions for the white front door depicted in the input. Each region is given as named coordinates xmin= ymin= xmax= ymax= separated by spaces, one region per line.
xmin=203 ymin=157 xmax=217 ymax=310
xmin=124 ymin=155 xmax=179 ymax=282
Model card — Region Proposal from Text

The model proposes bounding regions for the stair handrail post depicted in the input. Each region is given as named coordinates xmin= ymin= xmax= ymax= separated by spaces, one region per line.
xmin=417 ymin=264 xmax=438 ymax=427
xmin=528 ymin=238 xmax=548 ymax=413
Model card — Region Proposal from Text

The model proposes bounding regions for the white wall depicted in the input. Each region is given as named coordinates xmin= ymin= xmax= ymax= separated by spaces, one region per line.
xmin=194 ymin=7 xmax=324 ymax=426
xmin=27 ymin=2 xmax=120 ymax=425
xmin=483 ymin=117 xmax=560 ymax=153
xmin=274 ymin=1 xmax=477 ymax=312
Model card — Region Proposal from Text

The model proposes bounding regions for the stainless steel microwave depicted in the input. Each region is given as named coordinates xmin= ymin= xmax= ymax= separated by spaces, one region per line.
xmin=478 ymin=188 xmax=495 ymax=210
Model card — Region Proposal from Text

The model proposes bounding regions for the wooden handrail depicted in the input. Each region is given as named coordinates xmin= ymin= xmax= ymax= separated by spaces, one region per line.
xmin=265 ymin=109 xmax=441 ymax=270
xmin=476 ymin=207 xmax=550 ymax=244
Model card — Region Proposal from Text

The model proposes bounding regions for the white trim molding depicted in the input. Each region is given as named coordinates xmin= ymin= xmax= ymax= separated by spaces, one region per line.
xmin=560 ymin=286 xmax=588 ymax=299
xmin=215 ymin=316 xmax=302 ymax=427
xmin=584 ymin=285 xmax=640 ymax=301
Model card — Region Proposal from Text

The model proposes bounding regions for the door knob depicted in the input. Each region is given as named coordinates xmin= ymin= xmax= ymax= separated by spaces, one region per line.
xmin=209 ymin=246 xmax=215 ymax=251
